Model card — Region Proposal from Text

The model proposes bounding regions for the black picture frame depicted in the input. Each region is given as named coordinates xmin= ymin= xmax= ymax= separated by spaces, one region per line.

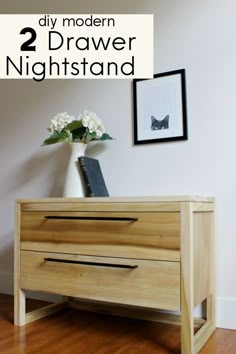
xmin=133 ymin=69 xmax=188 ymax=145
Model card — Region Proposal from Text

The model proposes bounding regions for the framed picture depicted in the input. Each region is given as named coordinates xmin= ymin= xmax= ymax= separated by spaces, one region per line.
xmin=133 ymin=69 xmax=187 ymax=145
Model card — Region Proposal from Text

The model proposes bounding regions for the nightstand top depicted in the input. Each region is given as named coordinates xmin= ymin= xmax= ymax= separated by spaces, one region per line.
xmin=16 ymin=196 xmax=215 ymax=203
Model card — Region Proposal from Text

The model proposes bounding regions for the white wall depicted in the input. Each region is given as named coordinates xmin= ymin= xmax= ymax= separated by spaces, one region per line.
xmin=0 ymin=0 xmax=236 ymax=329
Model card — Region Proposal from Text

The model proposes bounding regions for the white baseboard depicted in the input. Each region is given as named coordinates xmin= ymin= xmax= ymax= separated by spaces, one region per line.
xmin=0 ymin=271 xmax=235 ymax=329
xmin=217 ymin=297 xmax=236 ymax=330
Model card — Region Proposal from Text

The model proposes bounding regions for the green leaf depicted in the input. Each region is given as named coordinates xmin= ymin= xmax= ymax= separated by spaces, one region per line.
xmin=99 ymin=133 xmax=113 ymax=140
xmin=41 ymin=131 xmax=68 ymax=145
xmin=49 ymin=130 xmax=61 ymax=138
xmin=67 ymin=120 xmax=83 ymax=132
xmin=72 ymin=127 xmax=86 ymax=140
xmin=41 ymin=137 xmax=63 ymax=145
xmin=88 ymin=132 xmax=97 ymax=140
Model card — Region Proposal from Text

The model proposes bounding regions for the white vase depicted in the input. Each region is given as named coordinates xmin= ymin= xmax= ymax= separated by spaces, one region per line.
xmin=62 ymin=143 xmax=87 ymax=198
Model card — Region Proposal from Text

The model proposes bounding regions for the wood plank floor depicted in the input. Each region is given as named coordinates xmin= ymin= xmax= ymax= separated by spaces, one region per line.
xmin=0 ymin=294 xmax=235 ymax=353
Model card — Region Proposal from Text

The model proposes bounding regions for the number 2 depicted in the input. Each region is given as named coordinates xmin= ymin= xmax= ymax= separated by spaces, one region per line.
xmin=20 ymin=27 xmax=37 ymax=51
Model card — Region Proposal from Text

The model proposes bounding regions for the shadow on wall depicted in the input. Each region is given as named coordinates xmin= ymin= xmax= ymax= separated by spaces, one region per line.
xmin=0 ymin=238 xmax=14 ymax=295
xmin=1 ymin=144 xmax=68 ymax=198
xmin=0 ymin=238 xmax=14 ymax=272
xmin=1 ymin=141 xmax=108 ymax=199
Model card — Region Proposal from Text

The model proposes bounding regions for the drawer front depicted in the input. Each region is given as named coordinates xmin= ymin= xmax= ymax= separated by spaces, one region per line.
xmin=20 ymin=250 xmax=180 ymax=311
xmin=20 ymin=211 xmax=180 ymax=260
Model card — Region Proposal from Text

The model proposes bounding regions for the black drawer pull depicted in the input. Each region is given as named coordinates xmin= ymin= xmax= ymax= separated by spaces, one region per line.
xmin=44 ymin=216 xmax=138 ymax=222
xmin=44 ymin=258 xmax=138 ymax=269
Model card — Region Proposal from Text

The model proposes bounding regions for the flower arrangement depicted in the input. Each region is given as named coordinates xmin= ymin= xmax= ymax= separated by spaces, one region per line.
xmin=42 ymin=110 xmax=113 ymax=145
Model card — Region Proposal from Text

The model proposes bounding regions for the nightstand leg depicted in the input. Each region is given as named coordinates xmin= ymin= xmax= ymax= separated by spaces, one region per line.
xmin=181 ymin=202 xmax=194 ymax=354
xmin=206 ymin=293 xmax=216 ymax=326
xmin=14 ymin=288 xmax=26 ymax=326
xmin=193 ymin=295 xmax=216 ymax=353
xmin=181 ymin=293 xmax=194 ymax=354
xmin=14 ymin=202 xmax=26 ymax=326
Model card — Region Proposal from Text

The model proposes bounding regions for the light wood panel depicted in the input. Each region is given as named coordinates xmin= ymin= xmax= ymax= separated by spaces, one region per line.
xmin=21 ymin=211 xmax=180 ymax=251
xmin=68 ymin=298 xmax=205 ymax=327
xmin=180 ymin=202 xmax=195 ymax=354
xmin=193 ymin=212 xmax=214 ymax=306
xmin=25 ymin=300 xmax=67 ymax=324
xmin=20 ymin=250 xmax=180 ymax=311
xmin=180 ymin=203 xmax=216 ymax=354
xmin=192 ymin=203 xmax=215 ymax=212
xmin=20 ymin=241 xmax=181 ymax=261
xmin=17 ymin=195 xmax=215 ymax=204
xmin=14 ymin=196 xmax=215 ymax=353
xmin=18 ymin=196 xmax=214 ymax=214
xmin=194 ymin=310 xmax=216 ymax=353
xmin=14 ymin=202 xmax=26 ymax=326
xmin=21 ymin=201 xmax=182 ymax=212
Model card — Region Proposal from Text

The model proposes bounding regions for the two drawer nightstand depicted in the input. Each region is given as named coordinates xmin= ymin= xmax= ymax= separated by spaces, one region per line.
xmin=14 ymin=196 xmax=215 ymax=354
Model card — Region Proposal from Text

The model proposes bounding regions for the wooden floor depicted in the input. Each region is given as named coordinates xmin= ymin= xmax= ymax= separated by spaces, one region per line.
xmin=0 ymin=294 xmax=235 ymax=353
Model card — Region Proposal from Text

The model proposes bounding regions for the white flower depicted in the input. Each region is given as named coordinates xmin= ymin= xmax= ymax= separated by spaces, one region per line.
xmin=80 ymin=110 xmax=105 ymax=139
xmin=42 ymin=109 xmax=112 ymax=146
xmin=49 ymin=112 xmax=72 ymax=133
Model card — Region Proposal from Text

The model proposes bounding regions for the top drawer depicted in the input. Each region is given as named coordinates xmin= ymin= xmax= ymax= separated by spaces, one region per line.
xmin=20 ymin=211 xmax=180 ymax=260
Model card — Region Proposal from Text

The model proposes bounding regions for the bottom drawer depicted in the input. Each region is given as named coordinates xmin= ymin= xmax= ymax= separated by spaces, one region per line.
xmin=20 ymin=250 xmax=180 ymax=311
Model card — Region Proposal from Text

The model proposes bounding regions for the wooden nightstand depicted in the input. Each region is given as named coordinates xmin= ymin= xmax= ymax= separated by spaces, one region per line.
xmin=14 ymin=196 xmax=215 ymax=354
